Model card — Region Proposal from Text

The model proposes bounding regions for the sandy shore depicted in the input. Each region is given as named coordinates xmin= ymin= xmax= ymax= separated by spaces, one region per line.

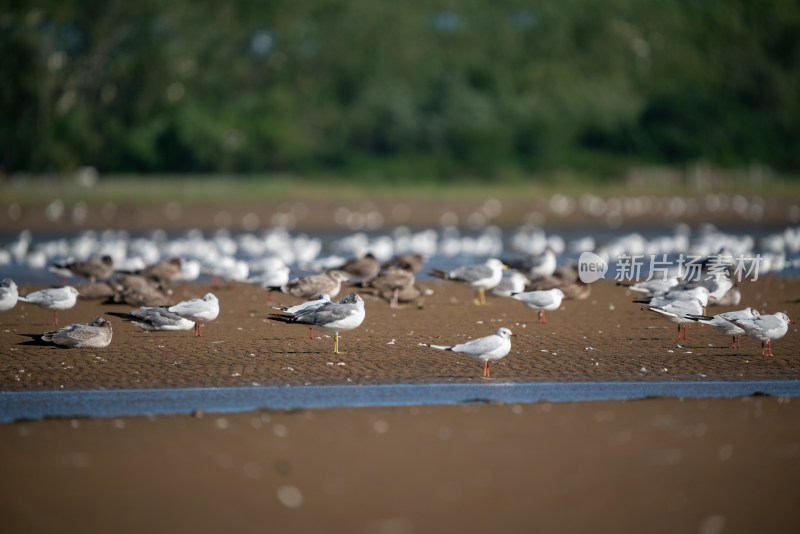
xmin=2 ymin=278 xmax=799 ymax=533
xmin=2 ymin=278 xmax=799 ymax=390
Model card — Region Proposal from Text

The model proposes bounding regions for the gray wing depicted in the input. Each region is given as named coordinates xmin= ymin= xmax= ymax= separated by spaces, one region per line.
xmin=293 ymin=301 xmax=357 ymax=326
xmin=514 ymin=291 xmax=556 ymax=307
xmin=450 ymin=264 xmax=492 ymax=283
xmin=451 ymin=334 xmax=503 ymax=355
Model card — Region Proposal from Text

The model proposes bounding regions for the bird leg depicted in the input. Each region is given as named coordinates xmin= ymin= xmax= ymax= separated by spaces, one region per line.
xmin=483 ymin=360 xmax=490 ymax=378
xmin=678 ymin=324 xmax=689 ymax=340
xmin=53 ymin=311 xmax=59 ymax=326
xmin=309 ymin=327 xmax=313 ymax=339
xmin=391 ymin=288 xmax=400 ymax=309
xmin=736 ymin=336 xmax=741 ymax=348
xmin=473 ymin=288 xmax=488 ymax=306
xmin=538 ymin=311 xmax=547 ymax=324
xmin=761 ymin=341 xmax=766 ymax=357
xmin=333 ymin=332 xmax=340 ymax=354
xmin=731 ymin=336 xmax=736 ymax=349
xmin=194 ymin=322 xmax=203 ymax=337
xmin=766 ymin=340 xmax=775 ymax=357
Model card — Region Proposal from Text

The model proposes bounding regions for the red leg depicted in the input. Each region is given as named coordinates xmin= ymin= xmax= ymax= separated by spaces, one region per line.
xmin=731 ymin=336 xmax=736 ymax=348
xmin=54 ymin=311 xmax=59 ymax=326
xmin=761 ymin=341 xmax=766 ymax=357
xmin=736 ymin=336 xmax=741 ymax=348
xmin=483 ymin=360 xmax=490 ymax=378
xmin=538 ymin=311 xmax=547 ymax=324
xmin=309 ymin=327 xmax=313 ymax=339
xmin=767 ymin=340 xmax=774 ymax=357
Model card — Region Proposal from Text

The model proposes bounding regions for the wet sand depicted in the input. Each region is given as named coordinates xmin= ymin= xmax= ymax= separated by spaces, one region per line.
xmin=2 ymin=278 xmax=799 ymax=533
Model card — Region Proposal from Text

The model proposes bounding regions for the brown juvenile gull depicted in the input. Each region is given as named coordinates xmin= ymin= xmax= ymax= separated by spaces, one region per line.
xmin=281 ymin=270 xmax=349 ymax=299
xmin=338 ymin=253 xmax=381 ymax=283
xmin=41 ymin=316 xmax=113 ymax=348
xmin=48 ymin=255 xmax=114 ymax=282
xmin=363 ymin=266 xmax=416 ymax=308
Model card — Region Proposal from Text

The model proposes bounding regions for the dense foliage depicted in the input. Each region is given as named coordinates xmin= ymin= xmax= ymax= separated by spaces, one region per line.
xmin=1 ymin=0 xmax=799 ymax=179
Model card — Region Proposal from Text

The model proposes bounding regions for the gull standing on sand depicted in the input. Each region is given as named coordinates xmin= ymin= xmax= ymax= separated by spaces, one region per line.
xmin=113 ymin=306 xmax=196 ymax=332
xmin=270 ymin=292 xmax=365 ymax=353
xmin=512 ymin=288 xmax=566 ymax=324
xmin=0 ymin=278 xmax=19 ymax=312
xmin=281 ymin=270 xmax=349 ymax=299
xmin=731 ymin=312 xmax=794 ymax=357
xmin=645 ymin=298 xmax=705 ymax=341
xmin=687 ymin=307 xmax=758 ymax=348
xmin=168 ymin=293 xmax=220 ymax=337
xmin=41 ymin=316 xmax=113 ymax=348
xmin=427 ymin=327 xmax=515 ymax=378
xmin=18 ymin=286 xmax=81 ymax=326
xmin=431 ymin=258 xmax=505 ymax=305
xmin=273 ymin=293 xmax=332 ymax=338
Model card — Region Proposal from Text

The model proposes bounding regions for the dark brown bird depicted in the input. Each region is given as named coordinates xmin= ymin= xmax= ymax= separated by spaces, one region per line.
xmin=48 ymin=255 xmax=114 ymax=282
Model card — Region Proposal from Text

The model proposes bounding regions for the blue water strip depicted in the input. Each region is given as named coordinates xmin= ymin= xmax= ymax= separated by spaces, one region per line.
xmin=2 ymin=380 xmax=799 ymax=423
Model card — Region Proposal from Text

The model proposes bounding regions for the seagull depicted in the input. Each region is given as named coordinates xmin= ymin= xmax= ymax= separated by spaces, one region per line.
xmin=646 ymin=298 xmax=705 ymax=340
xmin=338 ymin=253 xmax=381 ymax=283
xmin=272 ymin=293 xmax=332 ymax=338
xmin=431 ymin=258 xmax=505 ymax=305
xmin=281 ymin=270 xmax=349 ymax=299
xmin=270 ymin=292 xmax=365 ymax=353
xmin=112 ymin=306 xmax=196 ymax=332
xmin=687 ymin=307 xmax=759 ymax=348
xmin=428 ymin=327 xmax=515 ymax=378
xmin=382 ymin=253 xmax=426 ymax=273
xmin=512 ymin=288 xmax=566 ymax=324
xmin=0 ymin=278 xmax=19 ymax=312
xmin=506 ymin=247 xmax=557 ymax=279
xmin=41 ymin=316 xmax=113 ymax=348
xmin=18 ymin=286 xmax=81 ymax=325
xmin=731 ymin=312 xmax=794 ymax=357
xmin=362 ymin=266 xmax=416 ymax=308
xmin=48 ymin=255 xmax=114 ymax=282
xmin=140 ymin=258 xmax=183 ymax=285
xmin=490 ymin=269 xmax=529 ymax=297
xmin=168 ymin=293 xmax=220 ymax=337
xmin=633 ymin=286 xmax=711 ymax=309
xmin=619 ymin=276 xmax=680 ymax=296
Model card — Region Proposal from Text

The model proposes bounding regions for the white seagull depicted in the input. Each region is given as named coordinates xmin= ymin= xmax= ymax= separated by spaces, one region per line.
xmin=646 ymin=298 xmax=705 ymax=341
xmin=168 ymin=293 xmax=220 ymax=337
xmin=18 ymin=286 xmax=81 ymax=326
xmin=271 ymin=292 xmax=365 ymax=353
xmin=688 ymin=307 xmax=759 ymax=348
xmin=512 ymin=288 xmax=566 ymax=324
xmin=41 ymin=316 xmax=113 ymax=348
xmin=428 ymin=327 xmax=515 ymax=378
xmin=731 ymin=312 xmax=794 ymax=357
xmin=0 ymin=278 xmax=19 ymax=312
xmin=431 ymin=258 xmax=506 ymax=305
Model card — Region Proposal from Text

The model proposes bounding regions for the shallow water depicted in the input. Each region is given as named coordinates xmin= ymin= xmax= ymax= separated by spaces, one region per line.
xmin=2 ymin=380 xmax=799 ymax=423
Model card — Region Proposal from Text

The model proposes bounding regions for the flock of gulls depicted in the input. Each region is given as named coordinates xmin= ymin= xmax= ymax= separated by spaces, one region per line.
xmin=0 ymin=221 xmax=797 ymax=377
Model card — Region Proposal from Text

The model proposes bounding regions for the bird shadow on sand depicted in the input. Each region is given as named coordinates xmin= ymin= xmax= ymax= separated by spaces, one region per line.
xmin=17 ymin=334 xmax=54 ymax=347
